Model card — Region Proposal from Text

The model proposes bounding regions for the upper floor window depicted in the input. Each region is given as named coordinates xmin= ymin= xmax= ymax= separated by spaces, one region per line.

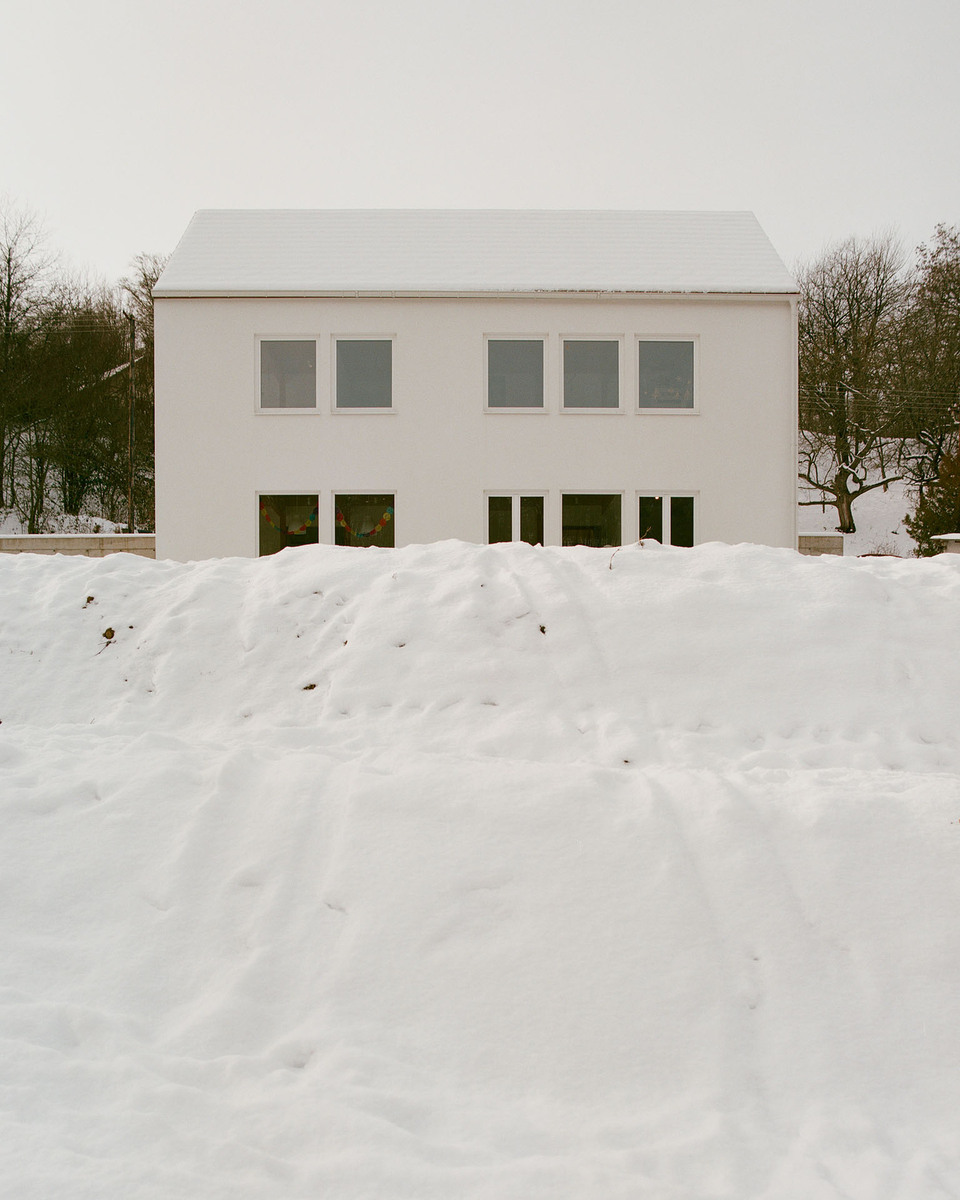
xmin=487 ymin=339 xmax=544 ymax=408
xmin=562 ymin=340 xmax=619 ymax=409
xmin=638 ymin=340 xmax=695 ymax=410
xmin=259 ymin=340 xmax=316 ymax=409
xmin=336 ymin=339 xmax=392 ymax=409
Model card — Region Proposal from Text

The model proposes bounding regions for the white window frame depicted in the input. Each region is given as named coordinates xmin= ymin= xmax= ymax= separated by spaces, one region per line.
xmin=636 ymin=491 xmax=698 ymax=545
xmin=636 ymin=336 xmax=699 ymax=415
xmin=560 ymin=491 xmax=625 ymax=546
xmin=255 ymin=336 xmax=320 ymax=414
xmin=331 ymin=334 xmax=396 ymax=414
xmin=484 ymin=491 xmax=549 ymax=543
xmin=483 ymin=335 xmax=549 ymax=413
xmin=330 ymin=490 xmax=398 ymax=546
xmin=255 ymin=490 xmax=321 ymax=555
xmin=560 ymin=336 xmax=623 ymax=413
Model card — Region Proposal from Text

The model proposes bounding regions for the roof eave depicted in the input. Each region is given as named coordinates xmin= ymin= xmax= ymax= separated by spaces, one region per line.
xmin=153 ymin=287 xmax=799 ymax=300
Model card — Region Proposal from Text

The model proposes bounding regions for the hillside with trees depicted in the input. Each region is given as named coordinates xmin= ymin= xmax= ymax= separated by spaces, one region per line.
xmin=0 ymin=202 xmax=164 ymax=533
xmin=798 ymin=225 xmax=960 ymax=551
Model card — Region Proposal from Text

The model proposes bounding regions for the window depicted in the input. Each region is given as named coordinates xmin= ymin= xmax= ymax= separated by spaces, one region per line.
xmin=487 ymin=340 xmax=544 ymax=408
xmin=638 ymin=495 xmax=695 ymax=546
xmin=336 ymin=340 xmax=392 ymax=408
xmin=258 ymin=494 xmax=319 ymax=556
xmin=563 ymin=340 xmax=619 ymax=409
xmin=638 ymin=340 xmax=695 ymax=409
xmin=335 ymin=494 xmax=395 ymax=547
xmin=259 ymin=340 xmax=316 ymax=409
xmin=561 ymin=494 xmax=621 ymax=546
xmin=487 ymin=495 xmax=545 ymax=545
xmin=488 ymin=496 xmax=512 ymax=543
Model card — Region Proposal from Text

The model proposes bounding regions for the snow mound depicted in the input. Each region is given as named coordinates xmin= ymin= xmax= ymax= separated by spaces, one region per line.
xmin=2 ymin=541 xmax=959 ymax=1198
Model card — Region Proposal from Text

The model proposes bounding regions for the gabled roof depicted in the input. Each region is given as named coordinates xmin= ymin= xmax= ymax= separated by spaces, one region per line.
xmin=153 ymin=209 xmax=796 ymax=298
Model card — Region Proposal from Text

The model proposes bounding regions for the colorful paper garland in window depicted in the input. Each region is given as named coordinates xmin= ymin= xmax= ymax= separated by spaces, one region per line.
xmin=259 ymin=500 xmax=319 ymax=535
xmin=336 ymin=505 xmax=394 ymax=540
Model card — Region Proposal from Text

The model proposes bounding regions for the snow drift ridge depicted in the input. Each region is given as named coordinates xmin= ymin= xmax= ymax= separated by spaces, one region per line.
xmin=3 ymin=539 xmax=959 ymax=771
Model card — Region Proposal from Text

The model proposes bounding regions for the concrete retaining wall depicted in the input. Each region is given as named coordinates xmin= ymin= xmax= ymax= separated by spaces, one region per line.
xmin=798 ymin=534 xmax=843 ymax=556
xmin=0 ymin=535 xmax=156 ymax=558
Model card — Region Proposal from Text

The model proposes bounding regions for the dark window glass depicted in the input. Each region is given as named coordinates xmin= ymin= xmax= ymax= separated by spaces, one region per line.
xmin=487 ymin=340 xmax=544 ymax=408
xmin=561 ymin=494 xmax=621 ymax=547
xmin=519 ymin=496 xmax=544 ymax=545
xmin=488 ymin=496 xmax=512 ymax=543
xmin=639 ymin=496 xmax=663 ymax=543
xmin=260 ymin=341 xmax=316 ymax=408
xmin=670 ymin=496 xmax=695 ymax=546
xmin=563 ymin=341 xmax=619 ymax=408
xmin=337 ymin=340 xmax=392 ymax=408
xmin=638 ymin=341 xmax=694 ymax=409
xmin=259 ymin=494 xmax=319 ymax=556
xmin=335 ymin=494 xmax=395 ymax=547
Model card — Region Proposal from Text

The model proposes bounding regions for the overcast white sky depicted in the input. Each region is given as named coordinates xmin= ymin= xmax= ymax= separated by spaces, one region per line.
xmin=2 ymin=0 xmax=957 ymax=282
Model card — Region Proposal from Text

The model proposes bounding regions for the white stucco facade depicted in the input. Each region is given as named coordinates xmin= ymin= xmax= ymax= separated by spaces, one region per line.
xmin=154 ymin=211 xmax=798 ymax=560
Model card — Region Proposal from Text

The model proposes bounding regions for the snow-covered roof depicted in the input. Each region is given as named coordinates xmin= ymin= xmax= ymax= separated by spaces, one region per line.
xmin=153 ymin=210 xmax=796 ymax=297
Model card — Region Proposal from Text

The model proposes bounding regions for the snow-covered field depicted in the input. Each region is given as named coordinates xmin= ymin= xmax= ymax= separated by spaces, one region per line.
xmin=799 ymin=479 xmax=917 ymax=557
xmin=0 ymin=508 xmax=123 ymax=536
xmin=2 ymin=541 xmax=959 ymax=1199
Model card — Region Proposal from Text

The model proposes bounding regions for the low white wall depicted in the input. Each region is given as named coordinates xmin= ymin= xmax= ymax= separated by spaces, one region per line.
xmin=156 ymin=293 xmax=798 ymax=560
xmin=0 ymin=535 xmax=156 ymax=558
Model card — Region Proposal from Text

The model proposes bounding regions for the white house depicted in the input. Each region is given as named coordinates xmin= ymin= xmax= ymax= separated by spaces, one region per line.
xmin=153 ymin=210 xmax=797 ymax=560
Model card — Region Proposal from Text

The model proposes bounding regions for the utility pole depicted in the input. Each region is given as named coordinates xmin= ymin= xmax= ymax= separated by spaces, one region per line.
xmin=127 ymin=312 xmax=136 ymax=533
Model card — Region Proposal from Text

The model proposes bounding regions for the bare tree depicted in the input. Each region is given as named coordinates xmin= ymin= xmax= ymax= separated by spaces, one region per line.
xmin=43 ymin=282 xmax=129 ymax=519
xmin=0 ymin=201 xmax=55 ymax=509
xmin=895 ymin=224 xmax=960 ymax=493
xmin=122 ymin=253 xmax=167 ymax=530
xmin=122 ymin=252 xmax=165 ymax=341
xmin=798 ymin=235 xmax=908 ymax=533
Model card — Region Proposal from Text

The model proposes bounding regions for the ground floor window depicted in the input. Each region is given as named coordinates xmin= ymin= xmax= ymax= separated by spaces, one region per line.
xmin=258 ymin=494 xmax=319 ymax=556
xmin=335 ymin=494 xmax=395 ymax=547
xmin=487 ymin=495 xmax=544 ymax=545
xmin=561 ymin=494 xmax=621 ymax=547
xmin=639 ymin=495 xmax=695 ymax=546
